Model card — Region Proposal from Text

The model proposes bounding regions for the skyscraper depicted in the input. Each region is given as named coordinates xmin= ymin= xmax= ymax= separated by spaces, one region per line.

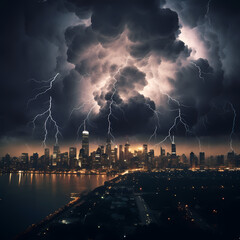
xmin=190 ymin=152 xmax=195 ymax=168
xmin=114 ymin=145 xmax=118 ymax=162
xmin=171 ymin=136 xmax=176 ymax=156
xmin=199 ymin=152 xmax=205 ymax=170
xmin=53 ymin=145 xmax=60 ymax=159
xmin=53 ymin=145 xmax=60 ymax=166
xmin=44 ymin=148 xmax=50 ymax=159
xmin=21 ymin=153 xmax=29 ymax=164
xmin=119 ymin=144 xmax=124 ymax=162
xmin=69 ymin=147 xmax=76 ymax=159
xmin=44 ymin=148 xmax=50 ymax=167
xmin=143 ymin=144 xmax=148 ymax=155
xmin=160 ymin=147 xmax=165 ymax=156
xmin=82 ymin=130 xmax=89 ymax=157
xmin=69 ymin=147 xmax=77 ymax=168
xmin=100 ymin=145 xmax=104 ymax=155
xmin=106 ymin=135 xmax=111 ymax=159
xmin=124 ymin=141 xmax=130 ymax=161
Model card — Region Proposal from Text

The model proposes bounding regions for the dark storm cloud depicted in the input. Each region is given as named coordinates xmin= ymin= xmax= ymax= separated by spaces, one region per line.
xmin=0 ymin=0 xmax=77 ymax=143
xmin=0 ymin=0 xmax=240 ymax=149
xmin=61 ymin=0 xmax=192 ymax=138
xmin=66 ymin=0 xmax=190 ymax=60
xmin=92 ymin=93 xmax=156 ymax=137
xmin=165 ymin=0 xmax=240 ymax=136
xmin=117 ymin=66 xmax=147 ymax=94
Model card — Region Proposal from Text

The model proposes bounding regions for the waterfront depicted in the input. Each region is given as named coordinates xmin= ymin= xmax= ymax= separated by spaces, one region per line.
xmin=0 ymin=173 xmax=111 ymax=240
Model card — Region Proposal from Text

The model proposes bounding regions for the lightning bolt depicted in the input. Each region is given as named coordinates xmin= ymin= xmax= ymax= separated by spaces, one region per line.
xmin=107 ymin=79 xmax=117 ymax=142
xmin=27 ymin=73 xmax=60 ymax=108
xmin=107 ymin=57 xmax=129 ymax=142
xmin=145 ymin=103 xmax=161 ymax=128
xmin=113 ymin=100 xmax=128 ymax=122
xmin=155 ymin=90 xmax=202 ymax=151
xmin=69 ymin=99 xmax=94 ymax=120
xmin=190 ymin=61 xmax=205 ymax=83
xmin=148 ymin=126 xmax=158 ymax=142
xmin=149 ymin=76 xmax=201 ymax=149
xmin=30 ymin=96 xmax=61 ymax=147
xmin=145 ymin=103 xmax=162 ymax=143
xmin=76 ymin=103 xmax=97 ymax=140
xmin=228 ymin=102 xmax=236 ymax=151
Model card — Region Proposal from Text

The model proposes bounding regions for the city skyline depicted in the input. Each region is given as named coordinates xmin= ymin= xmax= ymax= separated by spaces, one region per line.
xmin=2 ymin=129 xmax=239 ymax=172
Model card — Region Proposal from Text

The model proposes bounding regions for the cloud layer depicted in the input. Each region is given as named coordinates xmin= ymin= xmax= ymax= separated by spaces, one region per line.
xmin=0 ymin=0 xmax=240 ymax=150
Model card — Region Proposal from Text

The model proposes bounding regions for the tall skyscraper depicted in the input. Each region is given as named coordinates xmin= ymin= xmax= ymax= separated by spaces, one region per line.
xmin=53 ymin=145 xmax=60 ymax=159
xmin=160 ymin=147 xmax=165 ymax=156
xmin=32 ymin=152 xmax=39 ymax=168
xmin=100 ymin=145 xmax=104 ymax=155
xmin=171 ymin=136 xmax=176 ymax=156
xmin=44 ymin=148 xmax=50 ymax=159
xmin=119 ymin=144 xmax=124 ymax=162
xmin=199 ymin=152 xmax=205 ymax=169
xmin=143 ymin=144 xmax=148 ymax=155
xmin=44 ymin=148 xmax=50 ymax=167
xmin=21 ymin=153 xmax=29 ymax=164
xmin=69 ymin=147 xmax=77 ymax=168
xmin=69 ymin=147 xmax=77 ymax=159
xmin=94 ymin=147 xmax=101 ymax=169
xmin=227 ymin=151 xmax=235 ymax=167
xmin=106 ymin=135 xmax=111 ymax=158
xmin=190 ymin=152 xmax=195 ymax=168
xmin=114 ymin=145 xmax=118 ymax=162
xmin=124 ymin=141 xmax=130 ymax=161
xmin=82 ymin=130 xmax=89 ymax=157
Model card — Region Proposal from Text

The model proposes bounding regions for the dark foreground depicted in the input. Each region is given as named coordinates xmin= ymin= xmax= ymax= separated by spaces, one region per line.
xmin=17 ymin=170 xmax=240 ymax=240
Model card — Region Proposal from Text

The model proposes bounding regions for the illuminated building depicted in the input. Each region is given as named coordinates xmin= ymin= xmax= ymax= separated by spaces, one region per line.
xmin=69 ymin=147 xmax=77 ymax=168
xmin=105 ymin=135 xmax=111 ymax=159
xmin=190 ymin=152 xmax=198 ymax=168
xmin=60 ymin=152 xmax=68 ymax=167
xmin=100 ymin=145 xmax=104 ymax=155
xmin=199 ymin=152 xmax=205 ymax=170
xmin=148 ymin=149 xmax=154 ymax=166
xmin=143 ymin=144 xmax=148 ymax=155
xmin=53 ymin=145 xmax=60 ymax=165
xmin=53 ymin=145 xmax=60 ymax=156
xmin=114 ymin=145 xmax=118 ymax=162
xmin=79 ymin=148 xmax=88 ymax=169
xmin=227 ymin=151 xmax=235 ymax=167
xmin=124 ymin=141 xmax=130 ymax=161
xmin=44 ymin=148 xmax=50 ymax=159
xmin=160 ymin=147 xmax=165 ymax=156
xmin=93 ymin=147 xmax=101 ymax=169
xmin=32 ymin=152 xmax=38 ymax=169
xmin=21 ymin=153 xmax=29 ymax=164
xmin=171 ymin=136 xmax=176 ymax=156
xmin=82 ymin=130 xmax=89 ymax=157
xmin=119 ymin=145 xmax=124 ymax=162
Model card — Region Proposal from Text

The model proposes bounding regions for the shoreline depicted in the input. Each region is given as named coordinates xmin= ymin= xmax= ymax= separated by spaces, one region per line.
xmin=13 ymin=175 xmax=119 ymax=240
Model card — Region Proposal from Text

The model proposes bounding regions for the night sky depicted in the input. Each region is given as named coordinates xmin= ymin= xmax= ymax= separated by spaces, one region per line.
xmin=1 ymin=0 xmax=240 ymax=155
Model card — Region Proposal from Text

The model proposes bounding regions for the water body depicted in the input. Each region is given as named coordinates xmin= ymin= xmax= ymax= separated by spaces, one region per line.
xmin=0 ymin=173 xmax=111 ymax=240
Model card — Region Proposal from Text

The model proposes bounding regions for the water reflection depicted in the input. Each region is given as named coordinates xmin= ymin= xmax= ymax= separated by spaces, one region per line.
xmin=18 ymin=172 xmax=22 ymax=185
xmin=1 ymin=173 xmax=112 ymax=240
xmin=7 ymin=173 xmax=111 ymax=194
xmin=9 ymin=173 xmax=12 ymax=184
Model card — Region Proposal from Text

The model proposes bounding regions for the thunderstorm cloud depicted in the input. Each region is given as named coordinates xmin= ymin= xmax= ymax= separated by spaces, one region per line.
xmin=0 ymin=0 xmax=240 ymax=151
